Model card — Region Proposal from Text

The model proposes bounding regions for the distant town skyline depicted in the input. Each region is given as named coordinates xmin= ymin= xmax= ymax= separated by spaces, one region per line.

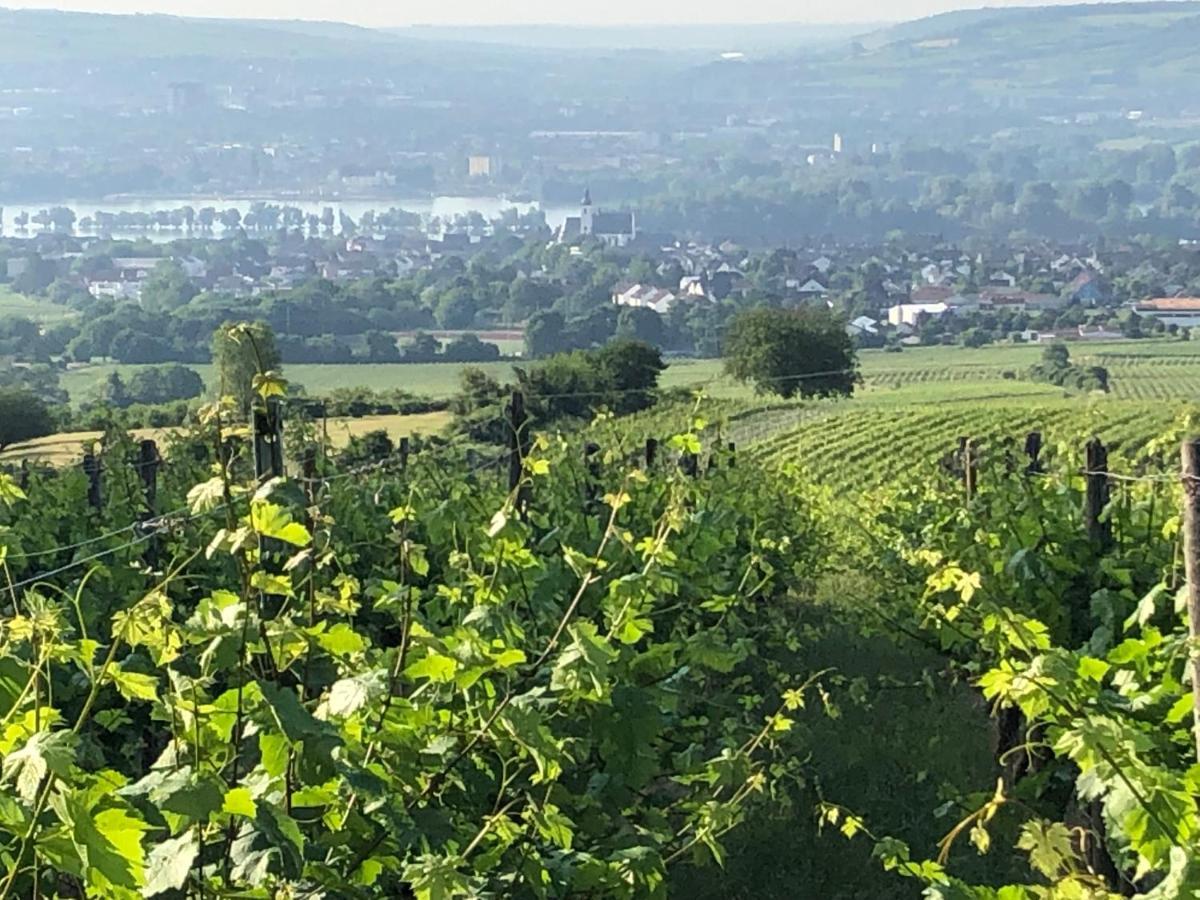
xmin=0 ymin=0 xmax=1152 ymax=27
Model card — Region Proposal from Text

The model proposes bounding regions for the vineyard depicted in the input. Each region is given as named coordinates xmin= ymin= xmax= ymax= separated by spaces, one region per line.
xmin=750 ymin=399 xmax=1186 ymax=493
xmin=3 ymin=344 xmax=1200 ymax=897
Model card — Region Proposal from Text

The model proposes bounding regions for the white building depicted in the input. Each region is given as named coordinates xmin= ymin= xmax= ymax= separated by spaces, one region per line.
xmin=612 ymin=283 xmax=677 ymax=315
xmin=88 ymin=280 xmax=143 ymax=301
xmin=887 ymin=302 xmax=951 ymax=327
xmin=556 ymin=190 xmax=636 ymax=247
xmin=1133 ymin=298 xmax=1200 ymax=328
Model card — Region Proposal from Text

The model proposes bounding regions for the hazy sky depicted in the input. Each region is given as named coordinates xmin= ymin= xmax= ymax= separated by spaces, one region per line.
xmin=0 ymin=0 xmax=1145 ymax=26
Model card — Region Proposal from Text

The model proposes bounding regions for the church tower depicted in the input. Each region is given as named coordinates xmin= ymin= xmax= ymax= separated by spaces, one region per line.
xmin=580 ymin=188 xmax=594 ymax=236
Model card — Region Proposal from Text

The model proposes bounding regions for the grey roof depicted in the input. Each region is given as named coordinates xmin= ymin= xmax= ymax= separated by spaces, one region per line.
xmin=592 ymin=212 xmax=634 ymax=235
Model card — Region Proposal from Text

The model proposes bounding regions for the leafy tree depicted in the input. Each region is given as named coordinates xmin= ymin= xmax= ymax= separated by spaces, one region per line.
xmin=723 ymin=307 xmax=859 ymax=399
xmin=363 ymin=330 xmax=401 ymax=362
xmin=525 ymin=310 xmax=569 ymax=358
xmin=595 ymin=340 xmax=666 ymax=414
xmin=141 ymin=260 xmax=198 ymax=312
xmin=616 ymin=306 xmax=666 ymax=347
xmin=100 ymin=371 xmax=131 ymax=408
xmin=442 ymin=333 xmax=501 ymax=362
xmin=402 ymin=332 xmax=442 ymax=362
xmin=211 ymin=321 xmax=281 ymax=412
xmin=127 ymin=364 xmax=204 ymax=404
xmin=0 ymin=387 xmax=53 ymax=449
xmin=434 ymin=287 xmax=477 ymax=329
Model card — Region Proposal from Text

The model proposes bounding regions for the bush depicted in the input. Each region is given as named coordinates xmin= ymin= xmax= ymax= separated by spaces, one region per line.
xmin=0 ymin=388 xmax=53 ymax=448
xmin=724 ymin=307 xmax=859 ymax=399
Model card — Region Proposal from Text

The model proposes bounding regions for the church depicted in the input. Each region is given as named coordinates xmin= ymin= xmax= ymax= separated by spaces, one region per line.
xmin=555 ymin=190 xmax=637 ymax=247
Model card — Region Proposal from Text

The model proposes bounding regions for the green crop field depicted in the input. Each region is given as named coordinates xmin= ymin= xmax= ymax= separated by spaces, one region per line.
xmin=0 ymin=287 xmax=76 ymax=323
xmin=747 ymin=397 xmax=1185 ymax=494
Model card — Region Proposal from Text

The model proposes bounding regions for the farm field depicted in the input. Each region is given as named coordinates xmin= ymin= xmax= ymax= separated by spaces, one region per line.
xmin=749 ymin=397 xmax=1184 ymax=494
xmin=53 ymin=339 xmax=1200 ymax=405
xmin=0 ymin=287 xmax=75 ymax=322
xmin=0 ymin=409 xmax=453 ymax=466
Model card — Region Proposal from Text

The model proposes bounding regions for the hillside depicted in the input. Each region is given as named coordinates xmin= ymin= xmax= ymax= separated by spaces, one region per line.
xmin=841 ymin=1 xmax=1200 ymax=98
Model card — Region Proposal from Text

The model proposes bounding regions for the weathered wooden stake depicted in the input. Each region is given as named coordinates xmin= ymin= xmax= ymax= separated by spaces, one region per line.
xmin=507 ymin=390 xmax=530 ymax=517
xmin=727 ymin=441 xmax=736 ymax=469
xmin=137 ymin=440 xmax=160 ymax=512
xmin=1180 ymin=438 xmax=1200 ymax=764
xmin=680 ymin=451 xmax=699 ymax=479
xmin=644 ymin=438 xmax=658 ymax=470
xmin=253 ymin=397 xmax=285 ymax=481
xmin=82 ymin=450 xmax=102 ymax=510
xmin=399 ymin=436 xmax=410 ymax=471
xmin=1024 ymin=431 xmax=1043 ymax=476
xmin=1084 ymin=438 xmax=1112 ymax=551
xmin=137 ymin=440 xmax=161 ymax=566
xmin=583 ymin=442 xmax=602 ymax=520
xmin=961 ymin=437 xmax=976 ymax=500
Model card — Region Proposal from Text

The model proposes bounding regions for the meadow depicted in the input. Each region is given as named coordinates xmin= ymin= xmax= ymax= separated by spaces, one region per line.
xmin=0 ymin=287 xmax=76 ymax=323
xmin=56 ymin=338 xmax=1200 ymax=405
xmin=28 ymin=339 xmax=1200 ymax=480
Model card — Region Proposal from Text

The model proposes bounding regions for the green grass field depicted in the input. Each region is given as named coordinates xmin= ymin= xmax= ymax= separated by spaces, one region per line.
xmin=58 ymin=339 xmax=1200 ymax=406
xmin=0 ymin=288 xmax=76 ymax=323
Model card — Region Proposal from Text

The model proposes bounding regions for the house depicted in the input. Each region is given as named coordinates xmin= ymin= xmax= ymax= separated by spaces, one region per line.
xmin=679 ymin=276 xmax=707 ymax=298
xmin=988 ymin=271 xmax=1017 ymax=287
xmin=887 ymin=302 xmax=951 ymax=327
xmin=177 ymin=256 xmax=208 ymax=279
xmin=796 ymin=279 xmax=828 ymax=298
xmin=1077 ymin=325 xmax=1122 ymax=341
xmin=612 ymin=283 xmax=677 ymax=314
xmin=910 ymin=285 xmax=957 ymax=304
xmin=555 ymin=190 xmax=636 ymax=247
xmin=847 ymin=315 xmax=879 ymax=336
xmin=112 ymin=257 xmax=162 ymax=280
xmin=427 ymin=232 xmax=472 ymax=256
xmin=1066 ymin=271 xmax=1105 ymax=305
xmin=1133 ymin=298 xmax=1200 ymax=328
xmin=811 ymin=255 xmax=833 ymax=275
xmin=979 ymin=290 xmax=1066 ymax=313
xmin=87 ymin=280 xmax=143 ymax=301
xmin=5 ymin=259 xmax=28 ymax=280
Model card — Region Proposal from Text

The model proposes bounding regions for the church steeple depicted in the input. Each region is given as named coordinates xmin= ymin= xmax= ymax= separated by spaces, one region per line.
xmin=580 ymin=188 xmax=594 ymax=236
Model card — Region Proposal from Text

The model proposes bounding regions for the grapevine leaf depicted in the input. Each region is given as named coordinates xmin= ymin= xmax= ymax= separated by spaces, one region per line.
xmin=154 ymin=770 xmax=225 ymax=819
xmin=1167 ymin=693 xmax=1194 ymax=725
xmin=2 ymin=729 xmax=77 ymax=804
xmin=316 ymin=622 xmax=367 ymax=658
xmin=108 ymin=665 xmax=159 ymax=702
xmin=327 ymin=677 xmax=371 ymax=718
xmin=52 ymin=790 xmax=148 ymax=891
xmin=143 ymin=829 xmax=199 ymax=897
xmin=405 ymin=652 xmax=459 ymax=684
xmin=259 ymin=681 xmax=323 ymax=743
xmin=249 ymin=501 xmax=311 ymax=547
xmin=222 ymin=786 xmax=257 ymax=818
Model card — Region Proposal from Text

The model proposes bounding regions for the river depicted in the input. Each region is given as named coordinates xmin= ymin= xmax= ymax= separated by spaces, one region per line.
xmin=0 ymin=195 xmax=577 ymax=241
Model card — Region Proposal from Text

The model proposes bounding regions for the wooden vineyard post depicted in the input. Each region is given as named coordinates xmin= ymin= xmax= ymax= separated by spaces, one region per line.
xmin=1084 ymin=438 xmax=1112 ymax=551
xmin=82 ymin=449 xmax=102 ymax=511
xmin=727 ymin=441 xmax=736 ymax=469
xmin=1180 ymin=438 xmax=1200 ymax=763
xmin=1024 ymin=431 xmax=1043 ymax=476
xmin=583 ymin=442 xmax=602 ymax=525
xmin=960 ymin=437 xmax=976 ymax=500
xmin=399 ymin=436 xmax=410 ymax=471
xmin=253 ymin=397 xmax=285 ymax=483
xmin=137 ymin=439 xmax=161 ymax=566
xmin=644 ymin=438 xmax=658 ymax=470
xmin=508 ymin=390 xmax=531 ymax=518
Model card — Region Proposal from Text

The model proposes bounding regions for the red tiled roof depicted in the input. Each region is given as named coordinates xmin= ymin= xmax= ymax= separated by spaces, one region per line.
xmin=1137 ymin=297 xmax=1200 ymax=311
